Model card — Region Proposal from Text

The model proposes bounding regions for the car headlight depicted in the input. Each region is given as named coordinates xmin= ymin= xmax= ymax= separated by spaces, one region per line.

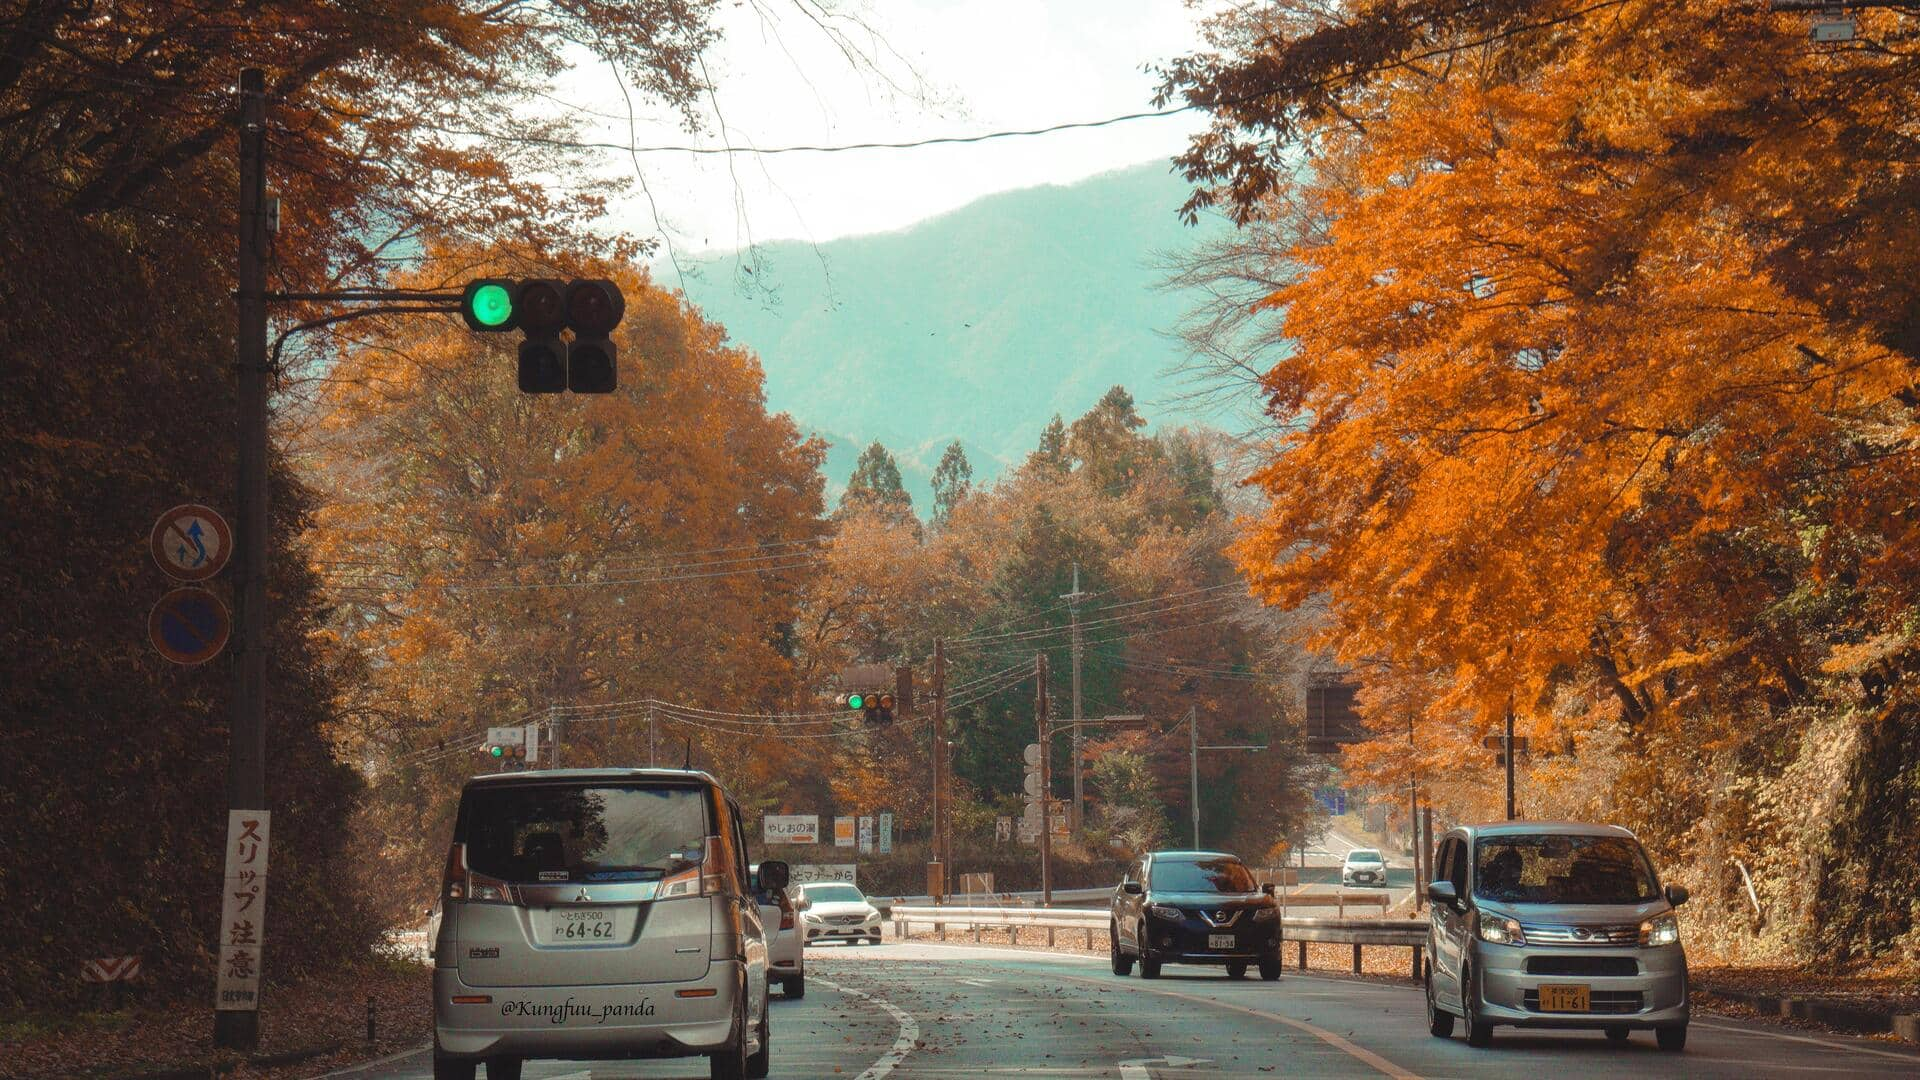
xmin=1148 ymin=904 xmax=1184 ymax=921
xmin=1477 ymin=914 xmax=1526 ymax=946
xmin=1640 ymin=913 xmax=1680 ymax=947
xmin=1253 ymin=907 xmax=1278 ymax=923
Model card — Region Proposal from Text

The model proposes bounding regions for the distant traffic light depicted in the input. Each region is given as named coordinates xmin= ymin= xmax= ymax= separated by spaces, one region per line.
xmin=460 ymin=277 xmax=627 ymax=394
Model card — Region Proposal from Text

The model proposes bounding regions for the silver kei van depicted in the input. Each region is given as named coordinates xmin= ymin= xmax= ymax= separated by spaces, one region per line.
xmin=432 ymin=768 xmax=785 ymax=1080
xmin=1425 ymin=821 xmax=1691 ymax=1052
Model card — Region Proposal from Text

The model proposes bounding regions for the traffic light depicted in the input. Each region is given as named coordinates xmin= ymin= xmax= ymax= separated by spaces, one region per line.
xmin=461 ymin=279 xmax=518 ymax=332
xmin=515 ymin=279 xmax=568 ymax=393
xmin=460 ymin=277 xmax=628 ymax=394
xmin=564 ymin=279 xmax=624 ymax=393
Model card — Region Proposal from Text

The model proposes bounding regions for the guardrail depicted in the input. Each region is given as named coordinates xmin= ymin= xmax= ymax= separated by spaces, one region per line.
xmin=890 ymin=904 xmax=1431 ymax=978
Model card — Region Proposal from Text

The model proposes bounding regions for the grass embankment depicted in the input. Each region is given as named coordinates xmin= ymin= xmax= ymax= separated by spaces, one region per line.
xmin=0 ymin=956 xmax=431 ymax=1080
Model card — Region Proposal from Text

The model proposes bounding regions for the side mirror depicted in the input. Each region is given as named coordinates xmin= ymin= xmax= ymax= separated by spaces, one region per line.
xmin=757 ymin=860 xmax=791 ymax=892
xmin=1122 ymin=881 xmax=1143 ymax=895
xmin=1664 ymin=884 xmax=1689 ymax=907
xmin=1427 ymin=880 xmax=1459 ymax=907
xmin=1260 ymin=883 xmax=1277 ymax=897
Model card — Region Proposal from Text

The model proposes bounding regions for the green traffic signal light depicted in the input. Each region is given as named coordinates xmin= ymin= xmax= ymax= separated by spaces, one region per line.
xmin=461 ymin=278 xmax=519 ymax=332
xmin=847 ymin=694 xmax=864 ymax=710
xmin=489 ymin=745 xmax=504 ymax=758
xmin=471 ymin=284 xmax=512 ymax=327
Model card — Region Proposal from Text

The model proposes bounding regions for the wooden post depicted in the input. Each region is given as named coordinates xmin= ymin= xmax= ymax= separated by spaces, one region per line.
xmin=1411 ymin=945 xmax=1422 ymax=981
xmin=1297 ymin=940 xmax=1308 ymax=969
xmin=1352 ymin=943 xmax=1363 ymax=973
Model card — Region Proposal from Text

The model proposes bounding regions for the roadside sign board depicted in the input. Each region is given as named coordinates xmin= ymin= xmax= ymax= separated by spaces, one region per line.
xmin=833 ymin=816 xmax=855 ymax=847
xmin=1023 ymin=743 xmax=1041 ymax=766
xmin=151 ymin=504 xmax=233 ymax=582
xmin=149 ymin=587 xmax=231 ymax=664
xmin=858 ymin=815 xmax=874 ymax=854
xmin=878 ymin=812 xmax=893 ymax=855
xmin=82 ymin=956 xmax=141 ymax=983
xmin=791 ymin=863 xmax=856 ymax=886
xmin=1481 ymin=735 xmax=1531 ymax=752
xmin=214 ymin=810 xmax=270 ymax=1012
xmin=764 ymin=814 xmax=821 ymax=845
xmin=995 ymin=816 xmax=1012 ymax=842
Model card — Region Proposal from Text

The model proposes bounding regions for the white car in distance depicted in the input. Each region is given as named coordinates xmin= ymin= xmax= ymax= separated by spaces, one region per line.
xmin=796 ymin=882 xmax=883 ymax=945
xmin=1342 ymin=847 xmax=1389 ymax=887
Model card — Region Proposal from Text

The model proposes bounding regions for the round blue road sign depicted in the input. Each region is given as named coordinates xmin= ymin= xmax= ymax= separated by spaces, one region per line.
xmin=149 ymin=586 xmax=231 ymax=665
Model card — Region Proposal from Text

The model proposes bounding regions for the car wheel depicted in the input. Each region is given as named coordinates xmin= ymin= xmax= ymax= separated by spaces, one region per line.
xmin=1140 ymin=954 xmax=1162 ymax=979
xmin=1425 ymin=970 xmax=1455 ymax=1038
xmin=1226 ymin=962 xmax=1248 ymax=979
xmin=433 ymin=1054 xmax=475 ymax=1080
xmin=711 ymin=995 xmax=748 ymax=1080
xmin=484 ymin=1059 xmax=521 ymax=1080
xmin=786 ymin=974 xmax=805 ymax=999
xmin=1461 ymin=962 xmax=1494 ymax=1048
xmin=745 ymin=996 xmax=771 ymax=1079
xmin=1109 ymin=924 xmax=1134 ymax=976
xmin=1604 ymin=1025 xmax=1630 ymax=1042
xmin=1258 ymin=956 xmax=1282 ymax=981
xmin=1656 ymin=1024 xmax=1687 ymax=1052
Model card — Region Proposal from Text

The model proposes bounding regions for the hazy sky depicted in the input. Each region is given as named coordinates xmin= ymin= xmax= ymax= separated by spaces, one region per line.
xmin=553 ymin=0 xmax=1215 ymax=260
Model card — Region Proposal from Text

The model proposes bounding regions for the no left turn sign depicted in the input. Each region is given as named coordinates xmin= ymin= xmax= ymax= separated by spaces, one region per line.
xmin=151 ymin=504 xmax=233 ymax=581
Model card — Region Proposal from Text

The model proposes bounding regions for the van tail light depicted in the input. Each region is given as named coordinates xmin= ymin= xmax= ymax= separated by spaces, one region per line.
xmin=659 ymin=838 xmax=727 ymax=900
xmin=442 ymin=843 xmax=512 ymax=904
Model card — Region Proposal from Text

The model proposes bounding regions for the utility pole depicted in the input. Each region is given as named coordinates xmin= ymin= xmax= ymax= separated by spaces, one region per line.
xmin=1409 ymin=713 xmax=1420 ymax=911
xmin=932 ymin=638 xmax=948 ymax=901
xmin=216 ymin=67 xmax=270 ymax=1053
xmin=647 ymin=707 xmax=657 ymax=767
xmin=1182 ymin=708 xmax=1263 ymax=849
xmin=550 ymin=716 xmax=562 ymax=769
xmin=1062 ymin=565 xmax=1086 ymax=833
xmin=1187 ymin=707 xmax=1199 ymax=848
xmin=1036 ymin=651 xmax=1051 ymax=906
xmin=1504 ymin=697 xmax=1517 ymax=821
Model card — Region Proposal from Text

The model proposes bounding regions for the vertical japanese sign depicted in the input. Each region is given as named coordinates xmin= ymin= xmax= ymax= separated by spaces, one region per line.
xmin=833 ymin=816 xmax=855 ymax=848
xmin=878 ymin=812 xmax=893 ymax=854
xmin=214 ymin=810 xmax=270 ymax=1012
xmin=858 ymin=815 xmax=874 ymax=854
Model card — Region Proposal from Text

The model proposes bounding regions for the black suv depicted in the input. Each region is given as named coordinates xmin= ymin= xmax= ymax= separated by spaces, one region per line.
xmin=1110 ymin=850 xmax=1282 ymax=980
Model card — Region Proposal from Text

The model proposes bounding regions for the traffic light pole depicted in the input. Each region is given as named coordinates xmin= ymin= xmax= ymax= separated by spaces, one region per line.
xmin=216 ymin=67 xmax=271 ymax=1054
xmin=932 ymin=639 xmax=948 ymax=900
xmin=1062 ymin=565 xmax=1086 ymax=834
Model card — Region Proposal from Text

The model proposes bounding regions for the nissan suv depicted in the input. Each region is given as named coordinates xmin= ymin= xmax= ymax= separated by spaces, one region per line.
xmin=1109 ymin=850 xmax=1283 ymax=980
xmin=432 ymin=768 xmax=781 ymax=1080
xmin=1424 ymin=821 xmax=1690 ymax=1051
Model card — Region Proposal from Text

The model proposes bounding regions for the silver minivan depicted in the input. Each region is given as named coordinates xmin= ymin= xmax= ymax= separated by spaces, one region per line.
xmin=1425 ymin=821 xmax=1690 ymax=1051
xmin=432 ymin=768 xmax=782 ymax=1080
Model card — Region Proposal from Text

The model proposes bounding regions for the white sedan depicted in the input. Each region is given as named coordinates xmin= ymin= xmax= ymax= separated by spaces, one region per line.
xmin=1341 ymin=847 xmax=1389 ymax=887
xmin=796 ymin=882 xmax=883 ymax=945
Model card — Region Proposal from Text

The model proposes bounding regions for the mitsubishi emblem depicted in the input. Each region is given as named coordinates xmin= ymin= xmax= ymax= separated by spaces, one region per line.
xmin=574 ymin=889 xmax=592 ymax=903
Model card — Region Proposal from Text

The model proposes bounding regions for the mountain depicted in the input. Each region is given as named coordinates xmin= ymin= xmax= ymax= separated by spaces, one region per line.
xmin=680 ymin=160 xmax=1230 ymax=510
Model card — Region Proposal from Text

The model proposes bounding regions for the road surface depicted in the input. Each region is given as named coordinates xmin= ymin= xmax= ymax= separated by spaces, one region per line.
xmin=337 ymin=939 xmax=1920 ymax=1079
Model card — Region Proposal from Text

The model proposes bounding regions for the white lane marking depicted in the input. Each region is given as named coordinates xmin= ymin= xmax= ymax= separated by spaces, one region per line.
xmin=308 ymin=1042 xmax=431 ymax=1078
xmin=1694 ymin=1020 xmax=1920 ymax=1063
xmin=957 ymin=976 xmax=996 ymax=986
xmin=1052 ymin=972 xmax=1423 ymax=1080
xmin=1118 ymin=1054 xmax=1209 ymax=1079
xmin=814 ymin=976 xmax=921 ymax=1080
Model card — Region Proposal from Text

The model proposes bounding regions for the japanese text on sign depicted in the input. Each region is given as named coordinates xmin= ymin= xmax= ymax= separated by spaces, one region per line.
xmin=214 ymin=810 xmax=270 ymax=1012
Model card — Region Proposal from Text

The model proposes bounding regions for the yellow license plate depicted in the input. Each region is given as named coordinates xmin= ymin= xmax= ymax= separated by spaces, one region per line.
xmin=1538 ymin=984 xmax=1591 ymax=1012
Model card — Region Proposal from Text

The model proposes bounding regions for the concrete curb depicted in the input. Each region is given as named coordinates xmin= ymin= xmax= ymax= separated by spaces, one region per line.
xmin=94 ymin=1040 xmax=343 ymax=1080
xmin=1700 ymin=986 xmax=1918 ymax=1042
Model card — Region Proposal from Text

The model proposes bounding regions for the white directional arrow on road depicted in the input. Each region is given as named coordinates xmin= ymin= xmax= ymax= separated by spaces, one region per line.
xmin=1118 ymin=1055 xmax=1210 ymax=1079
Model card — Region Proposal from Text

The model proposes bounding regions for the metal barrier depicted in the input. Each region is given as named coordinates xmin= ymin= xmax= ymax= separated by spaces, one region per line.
xmin=890 ymin=904 xmax=1430 ymax=977
xmin=1276 ymin=891 xmax=1393 ymax=917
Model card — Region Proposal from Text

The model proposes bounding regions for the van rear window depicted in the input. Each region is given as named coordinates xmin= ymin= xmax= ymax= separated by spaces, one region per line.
xmin=458 ymin=784 xmax=710 ymax=883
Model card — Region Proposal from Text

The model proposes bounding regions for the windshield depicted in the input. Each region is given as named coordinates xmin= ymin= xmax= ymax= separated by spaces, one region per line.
xmin=458 ymin=784 xmax=710 ymax=883
xmin=1348 ymin=850 xmax=1382 ymax=862
xmin=1151 ymin=858 xmax=1257 ymax=893
xmin=803 ymin=884 xmax=866 ymax=904
xmin=1473 ymin=834 xmax=1659 ymax=905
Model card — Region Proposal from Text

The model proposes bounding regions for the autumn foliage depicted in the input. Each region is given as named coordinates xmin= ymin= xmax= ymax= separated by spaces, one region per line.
xmin=1165 ymin=2 xmax=1920 ymax=963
